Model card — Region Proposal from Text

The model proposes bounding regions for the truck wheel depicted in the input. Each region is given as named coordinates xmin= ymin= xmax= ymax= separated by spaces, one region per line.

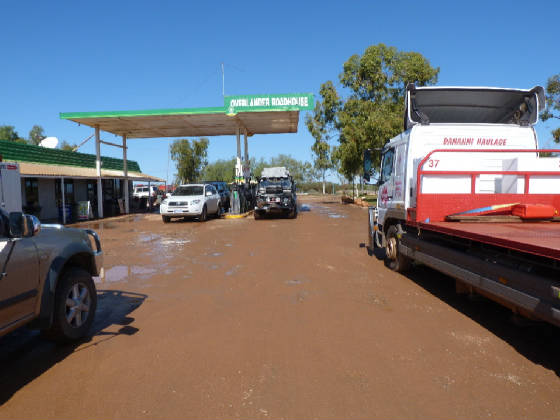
xmin=42 ymin=267 xmax=97 ymax=343
xmin=199 ymin=205 xmax=207 ymax=222
xmin=385 ymin=224 xmax=411 ymax=273
xmin=254 ymin=211 xmax=262 ymax=220
xmin=162 ymin=216 xmax=171 ymax=223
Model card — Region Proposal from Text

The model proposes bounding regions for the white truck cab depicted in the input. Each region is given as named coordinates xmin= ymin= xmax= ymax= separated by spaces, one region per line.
xmin=0 ymin=162 xmax=22 ymax=214
xmin=367 ymin=84 xmax=553 ymax=242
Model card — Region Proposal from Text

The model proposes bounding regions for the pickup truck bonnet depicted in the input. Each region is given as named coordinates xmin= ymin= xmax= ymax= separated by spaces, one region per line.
xmin=405 ymin=85 xmax=546 ymax=130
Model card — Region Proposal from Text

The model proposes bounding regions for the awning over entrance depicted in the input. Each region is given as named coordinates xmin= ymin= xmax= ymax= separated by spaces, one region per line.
xmin=19 ymin=161 xmax=163 ymax=182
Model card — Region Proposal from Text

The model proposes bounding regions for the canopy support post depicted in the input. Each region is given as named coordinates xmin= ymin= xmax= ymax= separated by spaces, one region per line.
xmin=148 ymin=180 xmax=152 ymax=213
xmin=235 ymin=127 xmax=242 ymax=183
xmin=95 ymin=126 xmax=104 ymax=219
xmin=122 ymin=134 xmax=129 ymax=214
xmin=61 ymin=176 xmax=66 ymax=225
xmin=243 ymin=129 xmax=249 ymax=181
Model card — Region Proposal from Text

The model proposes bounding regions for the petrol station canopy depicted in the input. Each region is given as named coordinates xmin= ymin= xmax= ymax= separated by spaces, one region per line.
xmin=61 ymin=93 xmax=314 ymax=138
xmin=60 ymin=93 xmax=314 ymax=218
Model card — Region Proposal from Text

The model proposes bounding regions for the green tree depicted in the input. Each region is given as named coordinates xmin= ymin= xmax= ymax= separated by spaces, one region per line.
xmin=309 ymin=44 xmax=439 ymax=183
xmin=0 ymin=125 xmax=26 ymax=143
xmin=170 ymin=137 xmax=209 ymax=183
xmin=28 ymin=125 xmax=46 ymax=145
xmin=251 ymin=154 xmax=315 ymax=184
xmin=306 ymin=81 xmax=341 ymax=194
xmin=541 ymin=74 xmax=560 ymax=143
xmin=59 ymin=140 xmax=77 ymax=151
xmin=201 ymin=157 xmax=236 ymax=182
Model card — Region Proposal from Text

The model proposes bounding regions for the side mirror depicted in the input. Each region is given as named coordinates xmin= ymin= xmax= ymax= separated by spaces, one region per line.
xmin=206 ymin=191 xmax=212 ymax=196
xmin=363 ymin=149 xmax=372 ymax=182
xmin=8 ymin=212 xmax=24 ymax=238
xmin=9 ymin=213 xmax=41 ymax=238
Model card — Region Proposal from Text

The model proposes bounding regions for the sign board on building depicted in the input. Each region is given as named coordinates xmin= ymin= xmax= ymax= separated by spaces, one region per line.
xmin=225 ymin=93 xmax=314 ymax=115
xmin=78 ymin=201 xmax=92 ymax=220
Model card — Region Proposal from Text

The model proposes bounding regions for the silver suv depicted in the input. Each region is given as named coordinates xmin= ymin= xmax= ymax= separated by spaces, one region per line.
xmin=0 ymin=209 xmax=102 ymax=342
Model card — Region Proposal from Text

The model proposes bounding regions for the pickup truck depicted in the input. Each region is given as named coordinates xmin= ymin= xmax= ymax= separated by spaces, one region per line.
xmin=0 ymin=209 xmax=102 ymax=342
xmin=364 ymin=84 xmax=560 ymax=326
xmin=254 ymin=167 xmax=298 ymax=219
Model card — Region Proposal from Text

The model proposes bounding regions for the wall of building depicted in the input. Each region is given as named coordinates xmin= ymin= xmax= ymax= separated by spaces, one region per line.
xmin=38 ymin=178 xmax=57 ymax=220
xmin=75 ymin=179 xmax=88 ymax=202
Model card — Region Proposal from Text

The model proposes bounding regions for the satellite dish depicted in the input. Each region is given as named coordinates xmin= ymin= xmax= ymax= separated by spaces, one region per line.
xmin=39 ymin=137 xmax=59 ymax=148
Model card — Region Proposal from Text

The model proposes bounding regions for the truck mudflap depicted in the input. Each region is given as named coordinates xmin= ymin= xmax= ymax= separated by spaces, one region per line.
xmin=399 ymin=233 xmax=560 ymax=327
xmin=367 ymin=207 xmax=384 ymax=251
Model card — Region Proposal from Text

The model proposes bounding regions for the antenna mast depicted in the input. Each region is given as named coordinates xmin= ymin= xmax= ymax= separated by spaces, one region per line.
xmin=221 ymin=63 xmax=225 ymax=97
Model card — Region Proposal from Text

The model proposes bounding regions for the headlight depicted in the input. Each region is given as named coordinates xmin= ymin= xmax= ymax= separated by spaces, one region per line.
xmin=192 ymin=199 xmax=201 ymax=204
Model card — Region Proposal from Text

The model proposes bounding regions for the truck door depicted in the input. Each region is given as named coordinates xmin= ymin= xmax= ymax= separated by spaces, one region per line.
xmin=0 ymin=228 xmax=40 ymax=331
xmin=392 ymin=142 xmax=406 ymax=208
xmin=377 ymin=147 xmax=395 ymax=226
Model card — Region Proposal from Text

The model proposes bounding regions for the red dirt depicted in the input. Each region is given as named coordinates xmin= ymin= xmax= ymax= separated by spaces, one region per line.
xmin=1 ymin=195 xmax=560 ymax=419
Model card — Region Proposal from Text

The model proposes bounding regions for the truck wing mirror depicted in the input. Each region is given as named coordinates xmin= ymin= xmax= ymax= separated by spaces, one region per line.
xmin=8 ymin=212 xmax=23 ymax=238
xmin=363 ymin=149 xmax=372 ymax=182
xmin=8 ymin=213 xmax=40 ymax=238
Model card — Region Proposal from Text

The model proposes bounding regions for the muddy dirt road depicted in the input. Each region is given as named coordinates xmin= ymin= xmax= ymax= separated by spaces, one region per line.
xmin=1 ymin=196 xmax=560 ymax=419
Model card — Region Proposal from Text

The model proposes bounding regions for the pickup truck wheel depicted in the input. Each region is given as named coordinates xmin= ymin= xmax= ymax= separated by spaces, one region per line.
xmin=43 ymin=267 xmax=97 ymax=343
xmin=162 ymin=216 xmax=171 ymax=223
xmin=199 ymin=205 xmax=207 ymax=222
xmin=385 ymin=225 xmax=411 ymax=273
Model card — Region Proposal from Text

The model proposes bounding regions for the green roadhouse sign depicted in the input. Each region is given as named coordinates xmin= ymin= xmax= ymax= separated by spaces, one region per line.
xmin=225 ymin=93 xmax=314 ymax=115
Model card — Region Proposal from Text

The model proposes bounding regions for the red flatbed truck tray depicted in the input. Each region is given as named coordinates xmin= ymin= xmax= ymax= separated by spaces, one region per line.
xmin=417 ymin=221 xmax=560 ymax=262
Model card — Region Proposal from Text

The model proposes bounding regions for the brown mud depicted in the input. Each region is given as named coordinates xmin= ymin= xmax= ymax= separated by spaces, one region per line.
xmin=1 ymin=196 xmax=560 ymax=419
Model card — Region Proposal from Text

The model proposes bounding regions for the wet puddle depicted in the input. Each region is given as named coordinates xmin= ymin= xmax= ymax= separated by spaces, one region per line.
xmin=139 ymin=233 xmax=161 ymax=242
xmin=327 ymin=213 xmax=346 ymax=219
xmin=160 ymin=238 xmax=191 ymax=246
xmin=226 ymin=265 xmax=242 ymax=276
xmin=285 ymin=276 xmax=308 ymax=285
xmin=95 ymin=265 xmax=158 ymax=283
xmin=310 ymin=204 xmax=348 ymax=219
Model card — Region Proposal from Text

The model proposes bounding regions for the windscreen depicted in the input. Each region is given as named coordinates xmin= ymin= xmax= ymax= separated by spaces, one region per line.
xmin=174 ymin=186 xmax=203 ymax=196
xmin=260 ymin=179 xmax=292 ymax=189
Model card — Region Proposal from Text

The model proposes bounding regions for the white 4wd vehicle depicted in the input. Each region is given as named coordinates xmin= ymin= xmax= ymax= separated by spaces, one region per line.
xmin=160 ymin=184 xmax=221 ymax=223
xmin=133 ymin=186 xmax=157 ymax=199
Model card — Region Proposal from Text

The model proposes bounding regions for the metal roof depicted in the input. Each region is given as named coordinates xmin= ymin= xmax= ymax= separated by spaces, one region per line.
xmin=19 ymin=161 xmax=163 ymax=182
xmin=60 ymin=93 xmax=314 ymax=138
xmin=0 ymin=140 xmax=162 ymax=182
xmin=0 ymin=140 xmax=141 ymax=172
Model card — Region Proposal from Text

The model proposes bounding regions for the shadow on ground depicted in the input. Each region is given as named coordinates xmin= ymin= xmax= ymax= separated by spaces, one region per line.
xmin=361 ymin=242 xmax=560 ymax=377
xmin=0 ymin=289 xmax=147 ymax=405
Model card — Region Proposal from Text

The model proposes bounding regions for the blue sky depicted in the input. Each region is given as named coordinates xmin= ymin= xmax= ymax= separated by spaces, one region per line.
xmin=2 ymin=0 xmax=559 ymax=182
